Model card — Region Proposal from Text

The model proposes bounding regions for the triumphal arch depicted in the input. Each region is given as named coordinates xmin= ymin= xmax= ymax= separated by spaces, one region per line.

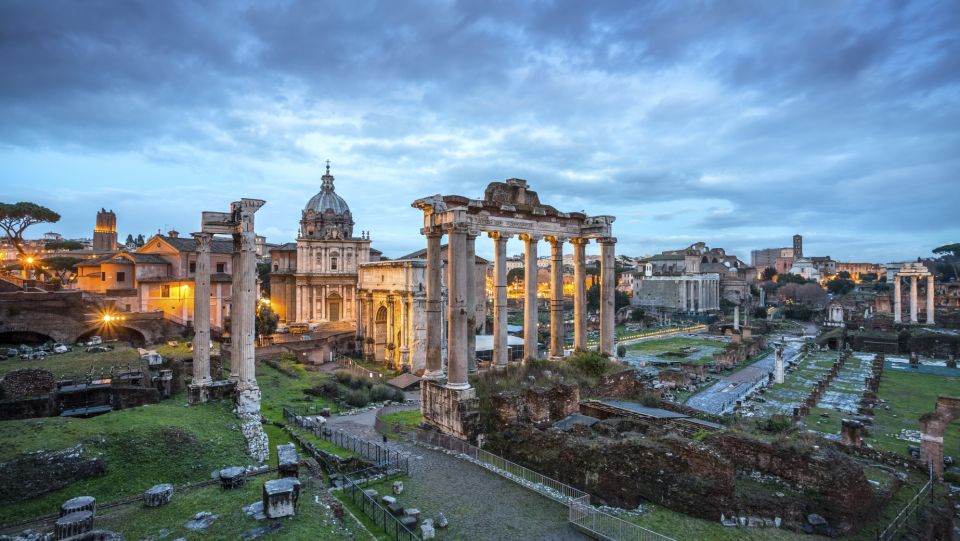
xmin=412 ymin=178 xmax=615 ymax=439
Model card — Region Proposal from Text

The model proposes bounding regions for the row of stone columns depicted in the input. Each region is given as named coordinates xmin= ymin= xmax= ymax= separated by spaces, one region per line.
xmin=422 ymin=226 xmax=616 ymax=391
xmin=893 ymin=274 xmax=935 ymax=324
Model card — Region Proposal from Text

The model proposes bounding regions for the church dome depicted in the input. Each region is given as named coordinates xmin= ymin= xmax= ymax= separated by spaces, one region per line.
xmin=300 ymin=163 xmax=355 ymax=240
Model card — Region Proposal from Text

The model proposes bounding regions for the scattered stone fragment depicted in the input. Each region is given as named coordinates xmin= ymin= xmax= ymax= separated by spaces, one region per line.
xmin=420 ymin=518 xmax=436 ymax=540
xmin=404 ymin=508 xmax=420 ymax=520
xmin=435 ymin=512 xmax=448 ymax=528
xmin=54 ymin=510 xmax=94 ymax=539
xmin=392 ymin=480 xmax=404 ymax=495
xmin=242 ymin=501 xmax=266 ymax=520
xmin=387 ymin=502 xmax=404 ymax=517
xmin=263 ymin=478 xmax=300 ymax=519
xmin=277 ymin=444 xmax=299 ymax=479
xmin=381 ymin=495 xmax=396 ymax=506
xmin=185 ymin=511 xmax=218 ymax=531
xmin=144 ymin=484 xmax=174 ymax=507
xmin=219 ymin=467 xmax=246 ymax=489
xmin=400 ymin=515 xmax=418 ymax=529
xmin=60 ymin=496 xmax=96 ymax=517
xmin=362 ymin=489 xmax=378 ymax=499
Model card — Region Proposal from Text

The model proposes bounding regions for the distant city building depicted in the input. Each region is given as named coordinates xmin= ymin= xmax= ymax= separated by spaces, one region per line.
xmin=629 ymin=242 xmax=744 ymax=312
xmin=750 ymin=247 xmax=781 ymax=269
xmin=793 ymin=234 xmax=803 ymax=259
xmin=93 ymin=208 xmax=118 ymax=251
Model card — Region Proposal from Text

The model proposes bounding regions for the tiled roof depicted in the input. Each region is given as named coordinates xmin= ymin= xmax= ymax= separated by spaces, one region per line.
xmin=146 ymin=235 xmax=234 ymax=254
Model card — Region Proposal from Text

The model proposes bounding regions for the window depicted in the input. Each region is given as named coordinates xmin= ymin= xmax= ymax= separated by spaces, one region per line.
xmin=100 ymin=273 xmax=105 ymax=282
xmin=273 ymin=264 xmax=278 ymax=271
xmin=189 ymin=262 xmax=196 ymax=273
xmin=216 ymin=263 xmax=225 ymax=273
xmin=331 ymin=257 xmax=338 ymax=270
xmin=161 ymin=285 xmax=170 ymax=298
xmin=124 ymin=304 xmax=131 ymax=312
xmin=116 ymin=271 xmax=125 ymax=282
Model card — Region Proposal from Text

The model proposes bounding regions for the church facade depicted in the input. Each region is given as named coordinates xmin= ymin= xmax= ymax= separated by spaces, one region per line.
xmin=269 ymin=166 xmax=379 ymax=326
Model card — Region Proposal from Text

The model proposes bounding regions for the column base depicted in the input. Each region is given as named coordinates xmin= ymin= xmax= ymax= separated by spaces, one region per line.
xmin=187 ymin=383 xmax=209 ymax=405
xmin=422 ymin=369 xmax=445 ymax=381
xmin=445 ymin=381 xmax=471 ymax=391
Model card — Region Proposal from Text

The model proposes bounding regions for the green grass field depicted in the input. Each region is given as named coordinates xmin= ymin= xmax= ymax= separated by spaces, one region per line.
xmin=379 ymin=409 xmax=421 ymax=430
xmin=0 ymin=343 xmax=143 ymax=378
xmin=868 ymin=370 xmax=960 ymax=456
xmin=624 ymin=336 xmax=725 ymax=363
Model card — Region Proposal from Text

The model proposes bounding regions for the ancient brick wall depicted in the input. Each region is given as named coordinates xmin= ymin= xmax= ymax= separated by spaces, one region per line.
xmin=490 ymin=383 xmax=579 ymax=430
xmin=0 ymin=368 xmax=56 ymax=399
xmin=0 ymin=396 xmax=56 ymax=420
xmin=0 ymin=445 xmax=107 ymax=504
xmin=583 ymin=369 xmax=646 ymax=398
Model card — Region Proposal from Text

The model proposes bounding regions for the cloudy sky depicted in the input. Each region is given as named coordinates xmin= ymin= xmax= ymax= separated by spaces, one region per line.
xmin=1 ymin=0 xmax=958 ymax=263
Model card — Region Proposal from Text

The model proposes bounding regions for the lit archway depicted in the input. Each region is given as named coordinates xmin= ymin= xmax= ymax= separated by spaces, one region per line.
xmin=374 ymin=306 xmax=388 ymax=362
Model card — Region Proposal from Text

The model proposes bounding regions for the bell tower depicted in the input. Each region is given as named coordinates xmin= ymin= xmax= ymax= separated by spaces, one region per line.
xmin=94 ymin=208 xmax=118 ymax=251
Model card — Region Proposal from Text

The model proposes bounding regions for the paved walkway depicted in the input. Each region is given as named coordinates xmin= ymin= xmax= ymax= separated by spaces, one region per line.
xmin=326 ymin=410 xmax=587 ymax=541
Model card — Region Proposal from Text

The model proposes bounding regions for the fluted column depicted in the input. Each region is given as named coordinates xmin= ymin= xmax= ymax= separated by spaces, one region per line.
xmin=192 ymin=232 xmax=212 ymax=386
xmin=423 ymin=228 xmax=444 ymax=380
xmin=894 ymin=276 xmax=902 ymax=323
xmin=910 ymin=275 xmax=918 ymax=324
xmin=927 ymin=275 xmax=935 ymax=325
xmin=521 ymin=234 xmax=540 ymax=360
xmin=548 ymin=236 xmax=565 ymax=358
xmin=571 ymin=238 xmax=588 ymax=351
xmin=229 ymin=246 xmax=241 ymax=382
xmin=490 ymin=231 xmax=510 ymax=368
xmin=446 ymin=224 xmax=469 ymax=390
xmin=599 ymin=237 xmax=617 ymax=356
xmin=234 ymin=230 xmax=258 ymax=389
xmin=465 ymin=232 xmax=478 ymax=374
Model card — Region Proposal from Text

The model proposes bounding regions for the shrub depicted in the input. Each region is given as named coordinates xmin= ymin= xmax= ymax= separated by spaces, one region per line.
xmin=333 ymin=370 xmax=353 ymax=384
xmin=348 ymin=376 xmax=372 ymax=390
xmin=371 ymin=384 xmax=405 ymax=403
xmin=305 ymin=379 xmax=340 ymax=399
xmin=345 ymin=389 xmax=370 ymax=408
xmin=616 ymin=344 xmax=626 ymax=358
xmin=640 ymin=393 xmax=662 ymax=408
xmin=756 ymin=414 xmax=794 ymax=433
xmin=568 ymin=351 xmax=614 ymax=379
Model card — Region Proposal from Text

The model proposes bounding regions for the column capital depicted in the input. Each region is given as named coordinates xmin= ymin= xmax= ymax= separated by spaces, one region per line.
xmin=421 ymin=226 xmax=444 ymax=238
xmin=545 ymin=235 xmax=567 ymax=246
xmin=488 ymin=231 xmax=512 ymax=241
xmin=597 ymin=236 xmax=617 ymax=245
xmin=569 ymin=237 xmax=590 ymax=246
xmin=518 ymin=233 xmax=542 ymax=243
xmin=466 ymin=229 xmax=481 ymax=240
xmin=192 ymin=231 xmax=212 ymax=250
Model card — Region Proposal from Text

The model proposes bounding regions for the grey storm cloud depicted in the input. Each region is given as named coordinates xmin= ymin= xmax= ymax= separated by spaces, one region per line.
xmin=0 ymin=0 xmax=958 ymax=261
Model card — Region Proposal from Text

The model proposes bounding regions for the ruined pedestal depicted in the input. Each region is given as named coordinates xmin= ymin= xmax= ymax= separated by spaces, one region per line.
xmin=60 ymin=496 xmax=96 ymax=517
xmin=219 ymin=466 xmax=246 ymax=489
xmin=144 ymin=484 xmax=174 ymax=507
xmin=263 ymin=478 xmax=300 ymax=519
xmin=187 ymin=384 xmax=209 ymax=405
xmin=277 ymin=443 xmax=299 ymax=479
xmin=840 ymin=419 xmax=864 ymax=447
xmin=55 ymin=511 xmax=93 ymax=540
xmin=420 ymin=381 xmax=479 ymax=442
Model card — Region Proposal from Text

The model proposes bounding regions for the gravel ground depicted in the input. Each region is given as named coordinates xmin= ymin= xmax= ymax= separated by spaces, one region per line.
xmin=327 ymin=410 xmax=588 ymax=541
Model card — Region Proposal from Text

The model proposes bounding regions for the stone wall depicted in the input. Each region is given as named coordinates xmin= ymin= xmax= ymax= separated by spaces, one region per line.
xmin=0 ymin=445 xmax=107 ymax=504
xmin=583 ymin=369 xmax=647 ymax=398
xmin=0 ymin=396 xmax=56 ymax=420
xmin=713 ymin=337 xmax=767 ymax=368
xmin=489 ymin=383 xmax=579 ymax=431
xmin=0 ymin=368 xmax=56 ymax=399
xmin=421 ymin=381 xmax=480 ymax=442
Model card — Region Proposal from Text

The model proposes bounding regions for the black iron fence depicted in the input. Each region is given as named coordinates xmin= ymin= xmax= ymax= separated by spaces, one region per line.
xmin=340 ymin=467 xmax=420 ymax=541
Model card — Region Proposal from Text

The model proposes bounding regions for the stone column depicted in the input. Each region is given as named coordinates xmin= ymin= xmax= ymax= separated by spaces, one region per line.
xmin=387 ymin=294 xmax=396 ymax=367
xmin=465 ymin=232 xmax=478 ymax=374
xmin=910 ymin=275 xmax=918 ymax=324
xmin=679 ymin=278 xmax=686 ymax=312
xmin=734 ymin=305 xmax=740 ymax=330
xmin=229 ymin=246 xmax=242 ymax=382
xmin=571 ymin=238 xmax=588 ymax=351
xmin=192 ymin=232 xmax=212 ymax=386
xmin=599 ymin=237 xmax=616 ymax=357
xmin=894 ymin=276 xmax=902 ymax=323
xmin=423 ymin=228 xmax=444 ymax=380
xmin=233 ymin=230 xmax=258 ymax=390
xmin=446 ymin=224 xmax=469 ymax=390
xmin=774 ymin=342 xmax=785 ymax=384
xmin=927 ymin=275 xmax=935 ymax=325
xmin=548 ymin=236 xmax=565 ymax=358
xmin=521 ymin=234 xmax=540 ymax=360
xmin=490 ymin=231 xmax=510 ymax=368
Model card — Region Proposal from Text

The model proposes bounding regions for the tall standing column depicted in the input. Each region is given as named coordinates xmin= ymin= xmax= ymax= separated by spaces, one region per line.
xmin=423 ymin=229 xmax=444 ymax=380
xmin=894 ymin=276 xmax=902 ymax=323
xmin=910 ymin=275 xmax=918 ymax=324
xmin=927 ymin=275 xmax=935 ymax=325
xmin=234 ymin=229 xmax=258 ymax=389
xmin=599 ymin=237 xmax=617 ymax=357
xmin=446 ymin=225 xmax=469 ymax=390
xmin=387 ymin=294 xmax=396 ymax=368
xmin=548 ymin=236 xmax=565 ymax=358
xmin=229 ymin=246 xmax=242 ymax=382
xmin=490 ymin=232 xmax=510 ymax=368
xmin=465 ymin=232 xmax=478 ymax=374
xmin=521 ymin=234 xmax=540 ymax=360
xmin=192 ymin=232 xmax=212 ymax=386
xmin=571 ymin=238 xmax=588 ymax=351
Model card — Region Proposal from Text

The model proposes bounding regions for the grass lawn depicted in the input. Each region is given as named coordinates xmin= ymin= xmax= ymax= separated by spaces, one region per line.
xmin=0 ymin=343 xmax=143 ymax=378
xmin=0 ymin=392 xmax=250 ymax=525
xmin=256 ymin=361 xmax=334 ymax=423
xmin=91 ymin=476 xmax=367 ymax=540
xmin=379 ymin=410 xmax=421 ymax=430
xmin=868 ymin=370 xmax=960 ymax=456
xmin=624 ymin=336 xmax=725 ymax=363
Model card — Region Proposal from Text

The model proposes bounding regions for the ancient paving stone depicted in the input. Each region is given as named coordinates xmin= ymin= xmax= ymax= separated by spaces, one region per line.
xmin=218 ymin=466 xmax=245 ymax=489
xmin=242 ymin=500 xmax=266 ymax=520
xmin=239 ymin=522 xmax=283 ymax=540
xmin=184 ymin=511 xmax=218 ymax=531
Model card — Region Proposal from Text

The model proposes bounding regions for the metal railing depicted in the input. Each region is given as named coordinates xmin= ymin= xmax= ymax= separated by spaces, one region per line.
xmin=284 ymin=407 xmax=409 ymax=474
xmin=415 ymin=428 xmax=675 ymax=541
xmin=341 ymin=467 xmax=421 ymax=541
xmin=876 ymin=467 xmax=934 ymax=541
xmin=335 ymin=354 xmax=388 ymax=380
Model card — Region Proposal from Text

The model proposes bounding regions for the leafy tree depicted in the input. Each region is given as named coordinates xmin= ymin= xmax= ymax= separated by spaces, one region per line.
xmin=615 ymin=290 xmax=630 ymax=311
xmin=0 ymin=202 xmax=60 ymax=278
xmin=506 ymin=267 xmax=525 ymax=286
xmin=860 ymin=273 xmax=877 ymax=282
xmin=827 ymin=277 xmax=855 ymax=295
xmin=257 ymin=262 xmax=271 ymax=295
xmin=587 ymin=284 xmax=599 ymax=311
xmin=933 ymin=243 xmax=960 ymax=281
xmin=125 ymin=234 xmax=135 ymax=246
xmin=136 ymin=234 xmax=145 ymax=246
xmin=777 ymin=272 xmax=808 ymax=285
xmin=255 ymin=303 xmax=279 ymax=337
xmin=44 ymin=240 xmax=84 ymax=251
xmin=836 ymin=270 xmax=851 ymax=280
xmin=761 ymin=267 xmax=777 ymax=281
xmin=752 ymin=306 xmax=768 ymax=320
xmin=41 ymin=256 xmax=83 ymax=281
xmin=630 ymin=308 xmax=644 ymax=322
xmin=779 ymin=283 xmax=827 ymax=306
